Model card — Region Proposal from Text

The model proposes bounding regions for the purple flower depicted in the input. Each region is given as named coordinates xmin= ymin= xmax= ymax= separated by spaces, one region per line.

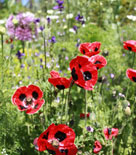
xmin=75 ymin=14 xmax=85 ymax=25
xmin=35 ymin=52 xmax=40 ymax=57
xmin=48 ymin=36 xmax=56 ymax=43
xmin=40 ymin=65 xmax=43 ymax=69
xmin=73 ymin=25 xmax=78 ymax=33
xmin=76 ymin=38 xmax=80 ymax=47
xmin=110 ymin=73 xmax=115 ymax=79
xmin=20 ymin=64 xmax=25 ymax=68
xmin=47 ymin=17 xmax=51 ymax=25
xmin=40 ymin=58 xmax=43 ymax=62
xmin=16 ymin=50 xmax=25 ymax=59
xmin=34 ymin=18 xmax=40 ymax=23
xmin=53 ymin=0 xmax=64 ymax=11
xmin=6 ymin=12 xmax=38 ymax=41
xmin=86 ymin=126 xmax=94 ymax=132
xmin=39 ymin=26 xmax=45 ymax=31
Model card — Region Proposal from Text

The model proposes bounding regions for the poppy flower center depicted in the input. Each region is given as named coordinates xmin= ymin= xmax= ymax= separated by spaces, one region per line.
xmin=94 ymin=61 xmax=101 ymax=64
xmin=71 ymin=68 xmax=78 ymax=81
xmin=55 ymin=131 xmax=67 ymax=142
xmin=60 ymin=149 xmax=68 ymax=154
xmin=108 ymin=128 xmax=112 ymax=135
xmin=26 ymin=97 xmax=33 ymax=105
xmin=83 ymin=71 xmax=92 ymax=81
xmin=127 ymin=46 xmax=132 ymax=51
xmin=51 ymin=139 xmax=59 ymax=148
xmin=132 ymin=77 xmax=136 ymax=82
xmin=47 ymin=149 xmax=56 ymax=155
xmin=56 ymin=85 xmax=65 ymax=90
xmin=94 ymin=47 xmax=98 ymax=51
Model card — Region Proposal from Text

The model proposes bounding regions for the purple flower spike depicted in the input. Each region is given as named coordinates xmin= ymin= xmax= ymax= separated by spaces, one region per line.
xmin=34 ymin=18 xmax=40 ymax=23
xmin=39 ymin=26 xmax=45 ymax=31
xmin=16 ymin=50 xmax=25 ymax=59
xmin=47 ymin=17 xmax=51 ymax=25
xmin=73 ymin=25 xmax=78 ymax=33
xmin=53 ymin=0 xmax=64 ymax=11
xmin=48 ymin=36 xmax=56 ymax=43
xmin=75 ymin=14 xmax=85 ymax=25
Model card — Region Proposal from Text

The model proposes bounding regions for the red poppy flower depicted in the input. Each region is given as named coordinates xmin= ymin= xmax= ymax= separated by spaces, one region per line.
xmin=93 ymin=141 xmax=102 ymax=154
xmin=5 ymin=38 xmax=13 ymax=44
xmin=37 ymin=124 xmax=77 ymax=155
xmin=11 ymin=85 xmax=45 ymax=114
xmin=48 ymin=71 xmax=72 ymax=90
xmin=89 ymin=55 xmax=107 ymax=70
xmin=126 ymin=68 xmax=136 ymax=82
xmin=80 ymin=113 xmax=90 ymax=118
xmin=123 ymin=40 xmax=136 ymax=52
xmin=79 ymin=42 xmax=101 ymax=57
xmin=103 ymin=128 xmax=118 ymax=140
xmin=70 ymin=56 xmax=98 ymax=90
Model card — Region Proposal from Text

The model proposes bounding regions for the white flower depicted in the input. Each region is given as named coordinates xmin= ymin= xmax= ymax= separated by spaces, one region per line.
xmin=69 ymin=28 xmax=76 ymax=33
xmin=23 ymin=12 xmax=35 ymax=18
xmin=47 ymin=10 xmax=54 ymax=14
xmin=0 ymin=19 xmax=6 ymax=24
xmin=127 ymin=15 xmax=136 ymax=21
xmin=47 ymin=15 xmax=59 ymax=20
xmin=66 ymin=13 xmax=73 ymax=19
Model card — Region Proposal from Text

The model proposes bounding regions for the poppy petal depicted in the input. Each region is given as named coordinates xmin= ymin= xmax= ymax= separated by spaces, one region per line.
xmin=48 ymin=124 xmax=76 ymax=147
xmin=93 ymin=141 xmax=102 ymax=154
xmin=123 ymin=40 xmax=136 ymax=52
xmin=26 ymin=99 xmax=45 ymax=114
xmin=28 ymin=85 xmax=43 ymax=99
xmin=79 ymin=42 xmax=101 ymax=57
xmin=89 ymin=55 xmax=107 ymax=69
xmin=126 ymin=68 xmax=136 ymax=82
xmin=50 ymin=70 xmax=60 ymax=78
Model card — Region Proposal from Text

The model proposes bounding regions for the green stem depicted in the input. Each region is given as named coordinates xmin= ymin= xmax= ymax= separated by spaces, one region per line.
xmin=126 ymin=52 xmax=135 ymax=98
xmin=65 ymin=80 xmax=74 ymax=124
xmin=22 ymin=41 xmax=25 ymax=53
xmin=1 ymin=34 xmax=4 ymax=87
xmin=85 ymin=89 xmax=87 ymax=127
xmin=43 ymin=36 xmax=46 ymax=69
xmin=61 ymin=89 xmax=65 ymax=123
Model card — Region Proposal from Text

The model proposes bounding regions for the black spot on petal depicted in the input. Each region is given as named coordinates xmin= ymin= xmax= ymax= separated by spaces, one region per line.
xmin=34 ymin=104 xmax=39 ymax=109
xmin=42 ymin=131 xmax=49 ymax=140
xmin=19 ymin=94 xmax=26 ymax=101
xmin=83 ymin=71 xmax=92 ymax=81
xmin=32 ymin=91 xmax=38 ymax=99
xmin=94 ymin=47 xmax=98 ymax=51
xmin=60 ymin=149 xmax=68 ymax=155
xmin=94 ymin=61 xmax=101 ymax=64
xmin=47 ymin=149 xmax=56 ymax=155
xmin=79 ymin=64 xmax=81 ymax=68
xmin=55 ymin=131 xmax=66 ymax=142
xmin=56 ymin=85 xmax=65 ymax=90
xmin=108 ymin=128 xmax=112 ymax=135
xmin=71 ymin=68 xmax=78 ymax=81
xmin=127 ymin=46 xmax=132 ymax=51
xmin=82 ymin=49 xmax=85 ymax=54
xmin=132 ymin=77 xmax=136 ymax=82
xmin=19 ymin=105 xmax=27 ymax=110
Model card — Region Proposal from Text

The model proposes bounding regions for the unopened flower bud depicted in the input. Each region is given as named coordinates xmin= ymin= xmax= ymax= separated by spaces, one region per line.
xmin=125 ymin=107 xmax=131 ymax=116
xmin=0 ymin=26 xmax=6 ymax=34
